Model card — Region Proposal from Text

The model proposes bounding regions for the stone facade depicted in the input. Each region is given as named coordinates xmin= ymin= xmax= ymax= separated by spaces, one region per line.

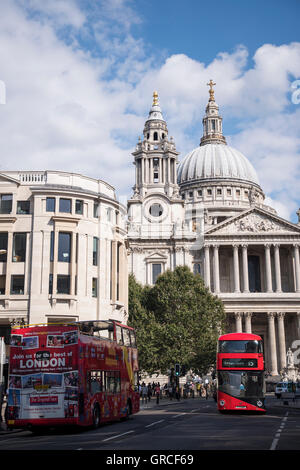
xmin=127 ymin=88 xmax=300 ymax=378
xmin=0 ymin=170 xmax=128 ymax=343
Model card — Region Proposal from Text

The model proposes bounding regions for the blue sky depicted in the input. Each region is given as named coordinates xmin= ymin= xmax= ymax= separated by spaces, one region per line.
xmin=0 ymin=0 xmax=299 ymax=221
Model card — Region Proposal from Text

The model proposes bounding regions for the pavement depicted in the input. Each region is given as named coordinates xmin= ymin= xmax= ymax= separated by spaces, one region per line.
xmin=1 ymin=393 xmax=299 ymax=435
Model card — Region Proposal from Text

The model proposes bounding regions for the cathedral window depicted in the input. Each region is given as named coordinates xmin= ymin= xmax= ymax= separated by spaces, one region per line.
xmin=154 ymin=172 xmax=159 ymax=183
xmin=198 ymin=190 xmax=202 ymax=196
xmin=193 ymin=263 xmax=201 ymax=275
xmin=217 ymin=188 xmax=222 ymax=195
xmin=207 ymin=188 xmax=212 ymax=196
xmin=227 ymin=189 xmax=232 ymax=196
xmin=153 ymin=132 xmax=158 ymax=141
xmin=152 ymin=263 xmax=162 ymax=284
xmin=189 ymin=191 xmax=193 ymax=198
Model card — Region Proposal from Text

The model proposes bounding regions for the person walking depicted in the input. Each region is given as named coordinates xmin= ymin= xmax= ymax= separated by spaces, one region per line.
xmin=155 ymin=383 xmax=160 ymax=404
xmin=141 ymin=382 xmax=148 ymax=404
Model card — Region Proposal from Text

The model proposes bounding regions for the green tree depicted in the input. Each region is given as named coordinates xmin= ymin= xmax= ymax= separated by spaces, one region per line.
xmin=128 ymin=267 xmax=226 ymax=376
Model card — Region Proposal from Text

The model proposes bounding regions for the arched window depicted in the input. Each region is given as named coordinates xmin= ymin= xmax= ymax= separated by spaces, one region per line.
xmin=153 ymin=131 xmax=158 ymax=141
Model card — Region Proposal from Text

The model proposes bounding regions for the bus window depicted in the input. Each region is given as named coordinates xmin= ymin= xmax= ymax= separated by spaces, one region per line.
xmin=89 ymin=371 xmax=103 ymax=394
xmin=105 ymin=371 xmax=121 ymax=393
xmin=130 ymin=330 xmax=137 ymax=348
xmin=116 ymin=325 xmax=123 ymax=345
xmin=122 ymin=327 xmax=131 ymax=346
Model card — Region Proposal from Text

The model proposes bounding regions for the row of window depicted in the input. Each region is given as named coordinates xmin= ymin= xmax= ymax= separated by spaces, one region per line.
xmin=182 ymin=187 xmax=250 ymax=199
xmin=0 ymin=274 xmax=99 ymax=296
xmin=0 ymin=194 xmax=119 ymax=222
xmin=0 ymin=232 xmax=100 ymax=266
xmin=89 ymin=370 xmax=121 ymax=394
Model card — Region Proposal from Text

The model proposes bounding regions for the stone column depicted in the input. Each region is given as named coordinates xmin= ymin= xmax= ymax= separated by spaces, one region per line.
xmin=264 ymin=244 xmax=273 ymax=293
xmin=150 ymin=158 xmax=153 ymax=184
xmin=277 ymin=312 xmax=286 ymax=372
xmin=244 ymin=312 xmax=252 ymax=334
xmin=52 ymin=228 xmax=59 ymax=295
xmin=70 ymin=232 xmax=77 ymax=296
xmin=233 ymin=244 xmax=240 ymax=293
xmin=274 ymin=244 xmax=282 ymax=293
xmin=235 ymin=312 xmax=243 ymax=332
xmin=267 ymin=312 xmax=278 ymax=376
xmin=242 ymin=244 xmax=249 ymax=293
xmin=213 ymin=244 xmax=220 ymax=293
xmin=293 ymin=244 xmax=300 ymax=293
xmin=204 ymin=245 xmax=210 ymax=290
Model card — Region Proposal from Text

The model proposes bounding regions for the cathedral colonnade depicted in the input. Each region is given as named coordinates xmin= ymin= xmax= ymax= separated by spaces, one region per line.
xmin=203 ymin=242 xmax=300 ymax=294
xmin=232 ymin=311 xmax=300 ymax=376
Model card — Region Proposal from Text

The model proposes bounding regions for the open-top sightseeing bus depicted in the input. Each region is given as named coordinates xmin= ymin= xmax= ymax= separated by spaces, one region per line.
xmin=6 ymin=320 xmax=140 ymax=431
xmin=217 ymin=332 xmax=266 ymax=412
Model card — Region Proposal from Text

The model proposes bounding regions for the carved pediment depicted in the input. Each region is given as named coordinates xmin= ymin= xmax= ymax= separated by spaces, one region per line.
xmin=206 ymin=208 xmax=300 ymax=236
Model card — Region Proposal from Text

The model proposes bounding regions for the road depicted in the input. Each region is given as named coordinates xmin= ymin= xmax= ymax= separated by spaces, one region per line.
xmin=0 ymin=396 xmax=299 ymax=453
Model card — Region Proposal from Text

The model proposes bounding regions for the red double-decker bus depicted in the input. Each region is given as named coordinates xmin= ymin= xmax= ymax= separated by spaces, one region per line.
xmin=6 ymin=320 xmax=140 ymax=431
xmin=216 ymin=332 xmax=266 ymax=413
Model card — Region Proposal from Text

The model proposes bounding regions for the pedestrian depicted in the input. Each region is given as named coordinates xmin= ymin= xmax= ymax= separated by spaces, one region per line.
xmin=147 ymin=384 xmax=152 ymax=402
xmin=168 ymin=383 xmax=173 ymax=400
xmin=155 ymin=383 xmax=160 ymax=404
xmin=141 ymin=382 xmax=147 ymax=404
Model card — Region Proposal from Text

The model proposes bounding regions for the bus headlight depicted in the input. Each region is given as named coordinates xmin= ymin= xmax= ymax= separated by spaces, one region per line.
xmin=256 ymin=400 xmax=263 ymax=407
xmin=219 ymin=400 xmax=225 ymax=406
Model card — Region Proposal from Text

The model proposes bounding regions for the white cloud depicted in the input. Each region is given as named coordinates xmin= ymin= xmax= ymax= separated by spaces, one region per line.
xmin=0 ymin=0 xmax=299 ymax=221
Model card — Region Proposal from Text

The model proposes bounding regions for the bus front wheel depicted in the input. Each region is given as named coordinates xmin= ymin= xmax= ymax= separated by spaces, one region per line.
xmin=92 ymin=404 xmax=100 ymax=429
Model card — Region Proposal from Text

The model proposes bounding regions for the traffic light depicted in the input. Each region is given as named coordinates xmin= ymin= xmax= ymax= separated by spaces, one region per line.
xmin=175 ymin=363 xmax=180 ymax=376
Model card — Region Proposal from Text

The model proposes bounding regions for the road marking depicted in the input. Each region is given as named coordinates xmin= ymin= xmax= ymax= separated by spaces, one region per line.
xmin=172 ymin=413 xmax=187 ymax=418
xmin=102 ymin=430 xmax=134 ymax=442
xmin=145 ymin=419 xmax=165 ymax=428
xmin=270 ymin=411 xmax=289 ymax=450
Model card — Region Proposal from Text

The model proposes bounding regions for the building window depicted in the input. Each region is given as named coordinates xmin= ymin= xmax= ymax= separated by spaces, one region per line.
xmin=46 ymin=197 xmax=55 ymax=212
xmin=17 ymin=200 xmax=30 ymax=214
xmin=49 ymin=274 xmax=53 ymax=295
xmin=11 ymin=275 xmax=24 ymax=295
xmin=152 ymin=263 xmax=162 ymax=284
xmin=198 ymin=190 xmax=202 ymax=196
xmin=153 ymin=131 xmax=158 ymax=141
xmin=0 ymin=194 xmax=12 ymax=214
xmin=93 ymin=237 xmax=99 ymax=266
xmin=217 ymin=188 xmax=222 ymax=195
xmin=0 ymin=275 xmax=5 ymax=295
xmin=154 ymin=172 xmax=159 ymax=183
xmin=12 ymin=233 xmax=26 ymax=262
xmin=59 ymin=198 xmax=71 ymax=213
xmin=236 ymin=189 xmax=241 ymax=197
xmin=189 ymin=191 xmax=193 ymax=198
xmin=207 ymin=188 xmax=212 ymax=196
xmin=0 ymin=233 xmax=8 ymax=261
xmin=227 ymin=189 xmax=232 ymax=196
xmin=93 ymin=203 xmax=99 ymax=218
xmin=57 ymin=275 xmax=70 ymax=294
xmin=193 ymin=263 xmax=201 ymax=275
xmin=50 ymin=231 xmax=54 ymax=261
xmin=92 ymin=278 xmax=98 ymax=297
xmin=58 ymin=232 xmax=71 ymax=262
xmin=75 ymin=199 xmax=83 ymax=215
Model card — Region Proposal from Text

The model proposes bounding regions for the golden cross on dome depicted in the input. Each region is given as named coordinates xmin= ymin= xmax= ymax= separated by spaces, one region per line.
xmin=207 ymin=79 xmax=216 ymax=101
xmin=152 ymin=90 xmax=159 ymax=106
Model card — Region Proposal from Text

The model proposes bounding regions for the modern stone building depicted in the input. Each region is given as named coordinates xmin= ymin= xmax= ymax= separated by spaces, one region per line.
xmin=0 ymin=170 xmax=128 ymax=346
xmin=127 ymin=85 xmax=300 ymax=378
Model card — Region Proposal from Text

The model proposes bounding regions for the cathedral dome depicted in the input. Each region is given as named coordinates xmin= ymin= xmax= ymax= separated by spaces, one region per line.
xmin=177 ymin=143 xmax=260 ymax=187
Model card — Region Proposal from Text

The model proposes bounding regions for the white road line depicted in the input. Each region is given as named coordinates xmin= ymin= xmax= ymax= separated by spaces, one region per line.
xmin=102 ymin=430 xmax=134 ymax=442
xmin=172 ymin=413 xmax=187 ymax=419
xmin=270 ymin=411 xmax=289 ymax=450
xmin=145 ymin=419 xmax=165 ymax=428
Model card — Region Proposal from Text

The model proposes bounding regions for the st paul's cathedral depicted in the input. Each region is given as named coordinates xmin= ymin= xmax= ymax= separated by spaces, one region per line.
xmin=127 ymin=82 xmax=300 ymax=379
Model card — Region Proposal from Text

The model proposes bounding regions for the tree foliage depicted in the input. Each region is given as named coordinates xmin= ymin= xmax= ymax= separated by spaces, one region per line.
xmin=127 ymin=266 xmax=226 ymax=376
